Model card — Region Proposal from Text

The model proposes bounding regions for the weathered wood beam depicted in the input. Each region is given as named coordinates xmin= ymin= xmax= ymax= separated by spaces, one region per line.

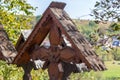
xmin=22 ymin=62 xmax=33 ymax=80
xmin=49 ymin=2 xmax=66 ymax=9
xmin=0 ymin=25 xmax=17 ymax=63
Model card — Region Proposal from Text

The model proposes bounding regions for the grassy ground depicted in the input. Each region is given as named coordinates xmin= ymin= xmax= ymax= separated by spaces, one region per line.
xmin=0 ymin=60 xmax=119 ymax=80
xmin=102 ymin=61 xmax=120 ymax=79
xmin=70 ymin=61 xmax=120 ymax=80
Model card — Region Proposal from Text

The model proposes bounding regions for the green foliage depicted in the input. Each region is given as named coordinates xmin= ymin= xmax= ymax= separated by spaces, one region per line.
xmin=77 ymin=20 xmax=99 ymax=43
xmin=70 ymin=71 xmax=103 ymax=80
xmin=92 ymin=0 xmax=120 ymax=21
xmin=79 ymin=24 xmax=94 ymax=37
xmin=0 ymin=60 xmax=23 ymax=80
xmin=110 ymin=23 xmax=120 ymax=31
xmin=0 ymin=0 xmax=36 ymax=45
xmin=89 ymin=21 xmax=97 ymax=27
xmin=89 ymin=32 xmax=99 ymax=45
xmin=106 ymin=23 xmax=120 ymax=36
xmin=95 ymin=47 xmax=113 ymax=61
xmin=103 ymin=61 xmax=120 ymax=79
xmin=111 ymin=48 xmax=120 ymax=60
xmin=97 ymin=27 xmax=108 ymax=36
xmin=31 ymin=69 xmax=49 ymax=80
xmin=0 ymin=60 xmax=49 ymax=80
xmin=69 ymin=61 xmax=120 ymax=80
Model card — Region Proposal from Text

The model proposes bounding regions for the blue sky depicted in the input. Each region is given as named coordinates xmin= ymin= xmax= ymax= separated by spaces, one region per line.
xmin=27 ymin=0 xmax=98 ymax=19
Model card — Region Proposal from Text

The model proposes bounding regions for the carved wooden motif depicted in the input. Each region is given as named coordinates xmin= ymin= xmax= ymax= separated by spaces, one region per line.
xmin=13 ymin=2 xmax=106 ymax=80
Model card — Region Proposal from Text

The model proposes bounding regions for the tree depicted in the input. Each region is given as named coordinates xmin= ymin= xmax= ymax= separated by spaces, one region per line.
xmin=91 ymin=0 xmax=120 ymax=22
xmin=0 ymin=0 xmax=36 ymax=44
xmin=89 ymin=21 xmax=97 ymax=27
xmin=109 ymin=23 xmax=120 ymax=31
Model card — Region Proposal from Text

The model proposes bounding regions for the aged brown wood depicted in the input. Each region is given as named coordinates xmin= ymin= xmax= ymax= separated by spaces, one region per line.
xmin=0 ymin=25 xmax=32 ymax=80
xmin=0 ymin=25 xmax=17 ymax=63
xmin=22 ymin=62 xmax=33 ymax=80
xmin=0 ymin=51 xmax=5 ymax=61
xmin=13 ymin=2 xmax=106 ymax=80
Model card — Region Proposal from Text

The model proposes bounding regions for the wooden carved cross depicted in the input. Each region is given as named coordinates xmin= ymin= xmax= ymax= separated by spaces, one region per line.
xmin=13 ymin=2 xmax=106 ymax=80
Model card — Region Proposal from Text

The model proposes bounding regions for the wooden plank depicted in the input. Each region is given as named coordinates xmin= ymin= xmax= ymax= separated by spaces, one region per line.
xmin=13 ymin=2 xmax=106 ymax=71
xmin=50 ymin=7 xmax=106 ymax=70
xmin=49 ymin=2 xmax=66 ymax=9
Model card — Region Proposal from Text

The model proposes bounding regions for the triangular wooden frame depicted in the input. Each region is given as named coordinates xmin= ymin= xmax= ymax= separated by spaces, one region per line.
xmin=13 ymin=1 xmax=106 ymax=71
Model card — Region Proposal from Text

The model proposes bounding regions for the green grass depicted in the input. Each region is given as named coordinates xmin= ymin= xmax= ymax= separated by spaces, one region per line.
xmin=103 ymin=61 xmax=120 ymax=78
xmin=69 ymin=61 xmax=120 ymax=80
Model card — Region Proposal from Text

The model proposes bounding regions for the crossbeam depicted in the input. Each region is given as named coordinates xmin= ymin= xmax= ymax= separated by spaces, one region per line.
xmin=13 ymin=1 xmax=106 ymax=80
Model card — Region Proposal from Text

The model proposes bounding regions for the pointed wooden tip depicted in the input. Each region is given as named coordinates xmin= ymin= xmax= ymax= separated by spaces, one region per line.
xmin=49 ymin=1 xmax=66 ymax=9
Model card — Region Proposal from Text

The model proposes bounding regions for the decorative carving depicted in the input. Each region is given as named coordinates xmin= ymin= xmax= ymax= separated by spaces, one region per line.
xmin=13 ymin=2 xmax=106 ymax=80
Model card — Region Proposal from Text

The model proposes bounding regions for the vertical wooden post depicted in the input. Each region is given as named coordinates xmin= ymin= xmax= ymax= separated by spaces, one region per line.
xmin=48 ymin=62 xmax=64 ymax=80
xmin=22 ymin=62 xmax=33 ymax=80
